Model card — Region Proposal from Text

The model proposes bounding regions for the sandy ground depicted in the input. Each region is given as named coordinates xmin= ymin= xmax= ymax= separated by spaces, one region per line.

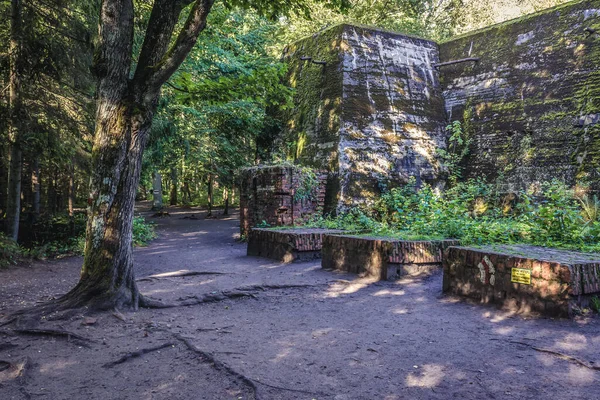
xmin=0 ymin=205 xmax=599 ymax=400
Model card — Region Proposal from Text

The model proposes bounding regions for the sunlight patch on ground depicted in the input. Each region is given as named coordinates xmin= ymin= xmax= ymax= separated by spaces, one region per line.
xmin=372 ymin=289 xmax=406 ymax=297
xmin=554 ymin=333 xmax=588 ymax=351
xmin=325 ymin=280 xmax=372 ymax=298
xmin=39 ymin=359 xmax=79 ymax=375
xmin=405 ymin=364 xmax=445 ymax=388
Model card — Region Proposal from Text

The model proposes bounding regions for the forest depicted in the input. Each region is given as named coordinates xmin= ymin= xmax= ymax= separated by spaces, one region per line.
xmin=2 ymin=1 xmax=599 ymax=399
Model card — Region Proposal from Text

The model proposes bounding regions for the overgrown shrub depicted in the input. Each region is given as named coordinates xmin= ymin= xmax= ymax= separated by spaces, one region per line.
xmin=0 ymin=233 xmax=24 ymax=268
xmin=307 ymin=178 xmax=600 ymax=252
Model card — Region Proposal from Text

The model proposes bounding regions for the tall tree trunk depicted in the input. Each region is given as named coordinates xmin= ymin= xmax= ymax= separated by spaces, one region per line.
xmin=152 ymin=171 xmax=163 ymax=210
xmin=51 ymin=0 xmax=215 ymax=312
xmin=32 ymin=157 xmax=40 ymax=222
xmin=5 ymin=0 xmax=24 ymax=241
xmin=169 ymin=167 xmax=177 ymax=205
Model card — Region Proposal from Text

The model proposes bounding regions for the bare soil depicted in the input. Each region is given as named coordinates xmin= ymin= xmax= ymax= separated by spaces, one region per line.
xmin=1 ymin=205 xmax=599 ymax=400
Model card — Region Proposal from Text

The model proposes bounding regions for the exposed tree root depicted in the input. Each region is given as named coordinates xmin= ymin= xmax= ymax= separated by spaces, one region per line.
xmin=136 ymin=270 xmax=227 ymax=282
xmin=8 ymin=328 xmax=93 ymax=347
xmin=0 ymin=343 xmax=18 ymax=353
xmin=0 ymin=356 xmax=29 ymax=382
xmin=140 ymin=283 xmax=320 ymax=309
xmin=102 ymin=342 xmax=175 ymax=368
xmin=174 ymin=334 xmax=259 ymax=399
xmin=174 ymin=333 xmax=328 ymax=398
xmin=510 ymin=341 xmax=600 ymax=371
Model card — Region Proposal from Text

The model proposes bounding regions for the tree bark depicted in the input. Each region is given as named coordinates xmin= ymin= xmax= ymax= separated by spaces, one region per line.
xmin=54 ymin=0 xmax=215 ymax=311
xmin=223 ymin=188 xmax=229 ymax=215
xmin=5 ymin=0 xmax=24 ymax=241
xmin=68 ymin=163 xmax=75 ymax=234
xmin=169 ymin=167 xmax=178 ymax=205
xmin=207 ymin=174 xmax=213 ymax=217
xmin=32 ymin=157 xmax=40 ymax=222
xmin=152 ymin=171 xmax=163 ymax=210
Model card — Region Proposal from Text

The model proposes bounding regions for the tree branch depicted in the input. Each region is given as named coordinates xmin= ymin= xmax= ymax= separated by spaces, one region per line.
xmin=145 ymin=0 xmax=215 ymax=96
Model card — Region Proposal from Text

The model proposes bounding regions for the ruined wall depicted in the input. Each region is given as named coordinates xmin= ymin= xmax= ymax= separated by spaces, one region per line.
xmin=439 ymin=0 xmax=600 ymax=192
xmin=239 ymin=166 xmax=327 ymax=237
xmin=279 ymin=24 xmax=447 ymax=212
xmin=338 ymin=26 xmax=447 ymax=207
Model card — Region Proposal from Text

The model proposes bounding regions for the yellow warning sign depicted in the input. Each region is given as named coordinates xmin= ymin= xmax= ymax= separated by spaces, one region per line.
xmin=511 ymin=268 xmax=532 ymax=285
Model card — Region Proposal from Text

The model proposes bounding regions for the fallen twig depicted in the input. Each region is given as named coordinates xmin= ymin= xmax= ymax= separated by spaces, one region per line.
xmin=510 ymin=340 xmax=600 ymax=371
xmin=102 ymin=342 xmax=175 ymax=368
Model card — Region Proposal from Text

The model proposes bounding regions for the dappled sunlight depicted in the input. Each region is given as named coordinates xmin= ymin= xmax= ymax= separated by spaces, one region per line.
xmin=554 ymin=333 xmax=589 ymax=352
xmin=405 ymin=364 xmax=445 ymax=388
xmin=493 ymin=326 xmax=515 ymax=336
xmin=392 ymin=307 xmax=411 ymax=315
xmin=324 ymin=277 xmax=378 ymax=298
xmin=372 ymin=289 xmax=406 ymax=296
xmin=39 ymin=359 xmax=79 ymax=375
xmin=564 ymin=364 xmax=597 ymax=385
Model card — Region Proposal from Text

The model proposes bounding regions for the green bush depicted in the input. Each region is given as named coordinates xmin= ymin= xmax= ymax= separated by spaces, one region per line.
xmin=0 ymin=233 xmax=24 ymax=268
xmin=132 ymin=216 xmax=157 ymax=246
xmin=307 ymin=178 xmax=600 ymax=253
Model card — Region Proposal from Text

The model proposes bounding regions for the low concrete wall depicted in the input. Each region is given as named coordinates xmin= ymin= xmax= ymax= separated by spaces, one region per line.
xmin=443 ymin=244 xmax=600 ymax=317
xmin=322 ymin=235 xmax=458 ymax=280
xmin=247 ymin=228 xmax=343 ymax=263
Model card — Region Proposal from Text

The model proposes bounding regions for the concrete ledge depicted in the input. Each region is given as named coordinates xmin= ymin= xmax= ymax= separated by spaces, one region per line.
xmin=322 ymin=235 xmax=459 ymax=280
xmin=442 ymin=245 xmax=600 ymax=317
xmin=247 ymin=228 xmax=343 ymax=263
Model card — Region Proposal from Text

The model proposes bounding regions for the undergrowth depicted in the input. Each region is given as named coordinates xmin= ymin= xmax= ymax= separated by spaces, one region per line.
xmin=0 ymin=215 xmax=157 ymax=267
xmin=305 ymin=178 xmax=600 ymax=253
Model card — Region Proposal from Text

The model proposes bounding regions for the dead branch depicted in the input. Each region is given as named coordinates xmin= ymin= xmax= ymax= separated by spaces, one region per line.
xmin=510 ymin=341 xmax=600 ymax=371
xmin=102 ymin=342 xmax=175 ymax=368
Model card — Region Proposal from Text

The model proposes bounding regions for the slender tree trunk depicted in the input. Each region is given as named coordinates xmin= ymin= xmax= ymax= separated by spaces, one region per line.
xmin=169 ymin=167 xmax=178 ymax=205
xmin=68 ymin=163 xmax=75 ymax=235
xmin=223 ymin=188 xmax=229 ymax=215
xmin=207 ymin=174 xmax=213 ymax=217
xmin=0 ymin=144 xmax=7 ymax=218
xmin=5 ymin=0 xmax=24 ymax=241
xmin=32 ymin=157 xmax=40 ymax=222
xmin=152 ymin=171 xmax=163 ymax=210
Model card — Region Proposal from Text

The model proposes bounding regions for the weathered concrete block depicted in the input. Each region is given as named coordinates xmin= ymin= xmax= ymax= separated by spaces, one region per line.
xmin=322 ymin=235 xmax=459 ymax=280
xmin=239 ymin=166 xmax=327 ymax=237
xmin=247 ymin=228 xmax=343 ymax=263
xmin=277 ymin=24 xmax=448 ymax=212
xmin=443 ymin=245 xmax=600 ymax=317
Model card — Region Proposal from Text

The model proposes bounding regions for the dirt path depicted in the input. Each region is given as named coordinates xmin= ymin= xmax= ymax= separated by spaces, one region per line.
xmin=1 ymin=205 xmax=599 ymax=400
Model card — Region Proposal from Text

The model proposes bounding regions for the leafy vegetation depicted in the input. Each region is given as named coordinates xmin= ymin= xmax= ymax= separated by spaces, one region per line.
xmin=0 ymin=215 xmax=156 ymax=267
xmin=305 ymin=178 xmax=600 ymax=252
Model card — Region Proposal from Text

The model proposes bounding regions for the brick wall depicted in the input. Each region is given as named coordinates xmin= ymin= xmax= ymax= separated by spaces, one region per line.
xmin=239 ymin=166 xmax=327 ymax=237
xmin=443 ymin=244 xmax=600 ymax=317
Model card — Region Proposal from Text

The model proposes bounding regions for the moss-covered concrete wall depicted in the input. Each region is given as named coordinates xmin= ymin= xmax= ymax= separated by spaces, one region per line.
xmin=339 ymin=26 xmax=447 ymax=208
xmin=279 ymin=24 xmax=447 ymax=212
xmin=277 ymin=0 xmax=600 ymax=210
xmin=439 ymin=0 xmax=600 ymax=192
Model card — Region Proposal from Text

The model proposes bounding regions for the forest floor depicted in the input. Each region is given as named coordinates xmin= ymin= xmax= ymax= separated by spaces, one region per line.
xmin=1 ymin=204 xmax=599 ymax=400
